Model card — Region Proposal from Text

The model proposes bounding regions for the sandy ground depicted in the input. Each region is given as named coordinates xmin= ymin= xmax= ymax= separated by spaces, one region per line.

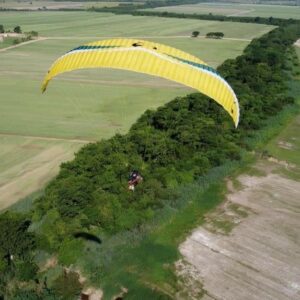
xmin=177 ymin=160 xmax=300 ymax=300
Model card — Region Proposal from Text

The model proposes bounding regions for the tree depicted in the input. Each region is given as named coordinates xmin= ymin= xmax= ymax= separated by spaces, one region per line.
xmin=0 ymin=212 xmax=37 ymax=298
xmin=216 ymin=32 xmax=224 ymax=38
xmin=13 ymin=26 xmax=21 ymax=34
xmin=206 ymin=32 xmax=224 ymax=39
xmin=191 ymin=31 xmax=200 ymax=38
xmin=29 ymin=30 xmax=38 ymax=37
xmin=0 ymin=212 xmax=35 ymax=264
xmin=15 ymin=260 xmax=38 ymax=281
xmin=52 ymin=270 xmax=82 ymax=300
xmin=55 ymin=175 xmax=93 ymax=218
xmin=0 ymin=25 xmax=4 ymax=34
xmin=12 ymin=290 xmax=40 ymax=300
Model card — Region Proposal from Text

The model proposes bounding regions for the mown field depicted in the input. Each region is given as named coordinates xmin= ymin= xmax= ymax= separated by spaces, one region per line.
xmin=0 ymin=11 xmax=274 ymax=38
xmin=146 ymin=2 xmax=300 ymax=19
xmin=0 ymin=36 xmax=17 ymax=49
xmin=0 ymin=11 xmax=274 ymax=209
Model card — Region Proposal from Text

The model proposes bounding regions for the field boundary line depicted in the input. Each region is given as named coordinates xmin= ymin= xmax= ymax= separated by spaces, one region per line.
xmin=228 ymin=9 xmax=255 ymax=17
xmin=0 ymin=71 xmax=188 ymax=88
xmin=46 ymin=36 xmax=252 ymax=42
xmin=0 ymin=37 xmax=48 ymax=52
xmin=0 ymin=132 xmax=94 ymax=143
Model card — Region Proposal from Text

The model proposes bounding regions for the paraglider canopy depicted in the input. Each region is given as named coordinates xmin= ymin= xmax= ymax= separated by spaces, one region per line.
xmin=41 ymin=38 xmax=240 ymax=127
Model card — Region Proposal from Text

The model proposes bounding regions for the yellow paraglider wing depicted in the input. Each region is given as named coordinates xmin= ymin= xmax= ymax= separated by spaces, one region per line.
xmin=42 ymin=38 xmax=239 ymax=127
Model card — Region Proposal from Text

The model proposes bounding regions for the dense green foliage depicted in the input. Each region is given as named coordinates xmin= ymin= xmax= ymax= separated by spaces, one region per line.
xmin=13 ymin=25 xmax=21 ymax=33
xmin=0 ymin=212 xmax=37 ymax=298
xmin=219 ymin=24 xmax=298 ymax=134
xmin=206 ymin=32 xmax=224 ymax=38
xmin=33 ymin=95 xmax=238 ymax=236
xmin=31 ymin=23 xmax=299 ymax=249
xmin=191 ymin=30 xmax=199 ymax=37
xmin=0 ymin=212 xmax=35 ymax=267
xmin=52 ymin=271 xmax=82 ymax=300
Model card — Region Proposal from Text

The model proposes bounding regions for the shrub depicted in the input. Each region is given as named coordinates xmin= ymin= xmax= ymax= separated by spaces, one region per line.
xmin=13 ymin=26 xmax=21 ymax=34
xmin=52 ymin=271 xmax=82 ymax=300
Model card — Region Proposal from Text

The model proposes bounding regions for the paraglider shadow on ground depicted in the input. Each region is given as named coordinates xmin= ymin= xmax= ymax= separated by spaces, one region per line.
xmin=73 ymin=232 xmax=102 ymax=244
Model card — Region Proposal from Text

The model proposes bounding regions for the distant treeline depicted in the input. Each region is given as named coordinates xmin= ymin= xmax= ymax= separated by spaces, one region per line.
xmin=130 ymin=10 xmax=300 ymax=26
xmin=0 ymin=7 xmax=84 ymax=11
xmin=87 ymin=1 xmax=204 ymax=13
xmin=52 ymin=0 xmax=210 ymax=3
xmin=1 ymin=13 xmax=299 ymax=300
xmin=2 ymin=0 xmax=299 ymax=14
xmin=51 ymin=0 xmax=300 ymax=4
xmin=206 ymin=32 xmax=224 ymax=38
xmin=88 ymin=4 xmax=300 ymax=27
xmin=0 ymin=0 xmax=210 ymax=11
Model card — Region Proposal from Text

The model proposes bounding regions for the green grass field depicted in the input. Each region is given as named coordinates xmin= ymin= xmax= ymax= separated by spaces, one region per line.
xmin=0 ymin=11 xmax=274 ymax=209
xmin=265 ymin=112 xmax=300 ymax=168
xmin=0 ymin=0 xmax=123 ymax=10
xmin=264 ymin=46 xmax=300 ymax=178
xmin=0 ymin=36 xmax=16 ymax=49
xmin=146 ymin=3 xmax=300 ymax=19
xmin=0 ymin=11 xmax=274 ymax=38
xmin=0 ymin=135 xmax=82 ymax=211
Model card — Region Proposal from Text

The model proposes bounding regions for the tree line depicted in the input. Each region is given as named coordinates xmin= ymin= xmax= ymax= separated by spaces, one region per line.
xmin=88 ymin=4 xmax=299 ymax=27
xmin=0 ymin=25 xmax=22 ymax=33
xmin=31 ymin=23 xmax=298 ymax=241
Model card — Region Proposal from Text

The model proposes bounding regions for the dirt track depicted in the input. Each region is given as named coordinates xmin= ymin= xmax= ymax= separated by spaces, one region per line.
xmin=177 ymin=160 xmax=300 ymax=300
xmin=0 ymin=133 xmax=93 ymax=144
xmin=0 ymin=37 xmax=47 ymax=52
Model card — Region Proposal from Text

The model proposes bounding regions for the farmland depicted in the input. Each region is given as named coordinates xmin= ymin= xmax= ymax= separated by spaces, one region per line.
xmin=177 ymin=43 xmax=300 ymax=299
xmin=0 ymin=11 xmax=275 ymax=209
xmin=0 ymin=36 xmax=16 ymax=48
xmin=179 ymin=97 xmax=300 ymax=300
xmin=0 ymin=11 xmax=274 ymax=38
xmin=0 ymin=6 xmax=299 ymax=299
xmin=146 ymin=2 xmax=300 ymax=19
xmin=0 ymin=0 xmax=123 ymax=10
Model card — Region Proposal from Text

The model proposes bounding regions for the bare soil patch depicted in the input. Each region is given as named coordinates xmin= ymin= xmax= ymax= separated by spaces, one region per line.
xmin=278 ymin=140 xmax=294 ymax=150
xmin=40 ymin=256 xmax=58 ymax=273
xmin=177 ymin=160 xmax=300 ymax=300
xmin=82 ymin=287 xmax=103 ymax=300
